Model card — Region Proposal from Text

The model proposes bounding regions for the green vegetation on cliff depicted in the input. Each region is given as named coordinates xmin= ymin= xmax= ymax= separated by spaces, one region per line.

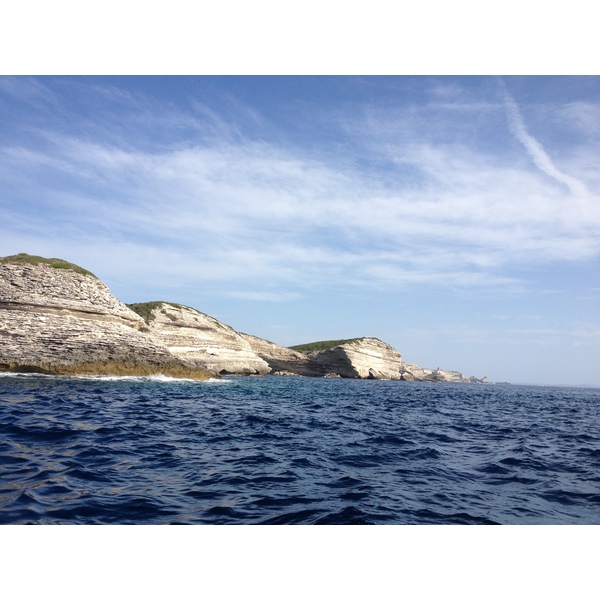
xmin=127 ymin=301 xmax=171 ymax=324
xmin=127 ymin=301 xmax=208 ymax=324
xmin=289 ymin=338 xmax=364 ymax=353
xmin=0 ymin=253 xmax=97 ymax=277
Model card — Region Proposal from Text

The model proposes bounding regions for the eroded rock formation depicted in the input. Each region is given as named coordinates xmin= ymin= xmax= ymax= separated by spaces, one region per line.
xmin=0 ymin=253 xmax=488 ymax=383
xmin=308 ymin=337 xmax=403 ymax=379
xmin=0 ymin=257 xmax=215 ymax=379
xmin=242 ymin=334 xmax=404 ymax=379
xmin=128 ymin=302 xmax=271 ymax=375
xmin=400 ymin=362 xmax=488 ymax=383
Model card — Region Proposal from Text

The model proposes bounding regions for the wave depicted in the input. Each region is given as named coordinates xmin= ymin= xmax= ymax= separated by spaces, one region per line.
xmin=0 ymin=372 xmax=225 ymax=384
xmin=70 ymin=374 xmax=226 ymax=384
xmin=0 ymin=372 xmax=57 ymax=379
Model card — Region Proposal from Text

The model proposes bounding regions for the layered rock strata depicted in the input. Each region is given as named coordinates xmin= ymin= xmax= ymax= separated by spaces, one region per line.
xmin=0 ymin=259 xmax=214 ymax=380
xmin=306 ymin=337 xmax=403 ymax=379
xmin=128 ymin=302 xmax=271 ymax=376
xmin=242 ymin=334 xmax=404 ymax=379
xmin=1 ymin=254 xmax=488 ymax=383
xmin=245 ymin=333 xmax=485 ymax=382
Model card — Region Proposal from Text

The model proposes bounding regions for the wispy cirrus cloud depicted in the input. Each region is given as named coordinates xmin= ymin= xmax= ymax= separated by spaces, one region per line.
xmin=499 ymin=80 xmax=589 ymax=197
xmin=1 ymin=78 xmax=599 ymax=303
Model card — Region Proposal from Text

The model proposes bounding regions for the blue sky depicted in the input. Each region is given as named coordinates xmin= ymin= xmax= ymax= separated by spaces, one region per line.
xmin=1 ymin=75 xmax=599 ymax=386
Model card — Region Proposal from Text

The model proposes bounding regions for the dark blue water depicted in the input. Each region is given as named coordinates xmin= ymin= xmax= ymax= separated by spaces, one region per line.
xmin=1 ymin=374 xmax=599 ymax=524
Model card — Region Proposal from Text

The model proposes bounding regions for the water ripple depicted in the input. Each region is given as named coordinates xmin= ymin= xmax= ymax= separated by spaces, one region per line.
xmin=1 ymin=375 xmax=599 ymax=524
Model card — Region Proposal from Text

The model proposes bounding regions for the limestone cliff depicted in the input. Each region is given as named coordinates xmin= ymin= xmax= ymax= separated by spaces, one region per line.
xmin=1 ymin=253 xmax=488 ymax=383
xmin=307 ymin=337 xmax=403 ymax=379
xmin=128 ymin=302 xmax=271 ymax=375
xmin=0 ymin=255 xmax=215 ymax=380
xmin=242 ymin=334 xmax=404 ymax=379
xmin=239 ymin=333 xmax=314 ymax=376
xmin=245 ymin=333 xmax=485 ymax=382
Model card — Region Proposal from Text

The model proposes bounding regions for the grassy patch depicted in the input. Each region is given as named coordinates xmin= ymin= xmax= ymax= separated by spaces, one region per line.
xmin=289 ymin=338 xmax=364 ymax=353
xmin=127 ymin=301 xmax=166 ymax=324
xmin=128 ymin=301 xmax=211 ymax=324
xmin=127 ymin=301 xmax=190 ymax=324
xmin=160 ymin=308 xmax=178 ymax=322
xmin=0 ymin=253 xmax=96 ymax=277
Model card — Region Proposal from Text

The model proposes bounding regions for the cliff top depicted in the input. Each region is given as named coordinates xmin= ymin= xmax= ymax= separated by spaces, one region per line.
xmin=127 ymin=301 xmax=216 ymax=325
xmin=289 ymin=338 xmax=365 ymax=353
xmin=0 ymin=253 xmax=96 ymax=278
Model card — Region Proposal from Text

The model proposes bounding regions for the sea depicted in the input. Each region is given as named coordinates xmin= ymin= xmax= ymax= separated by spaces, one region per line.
xmin=1 ymin=373 xmax=599 ymax=525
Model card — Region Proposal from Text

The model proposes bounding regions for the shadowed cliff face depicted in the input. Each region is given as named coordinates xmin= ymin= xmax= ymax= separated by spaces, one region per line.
xmin=0 ymin=260 xmax=215 ymax=380
xmin=239 ymin=333 xmax=314 ymax=376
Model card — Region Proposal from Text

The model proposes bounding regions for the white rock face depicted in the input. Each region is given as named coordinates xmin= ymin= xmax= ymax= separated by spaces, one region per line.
xmin=242 ymin=334 xmax=404 ymax=379
xmin=309 ymin=337 xmax=403 ymax=379
xmin=1 ymin=255 xmax=488 ymax=383
xmin=400 ymin=362 xmax=488 ymax=383
xmin=0 ymin=261 xmax=214 ymax=379
xmin=0 ymin=262 xmax=141 ymax=325
xmin=136 ymin=303 xmax=271 ymax=375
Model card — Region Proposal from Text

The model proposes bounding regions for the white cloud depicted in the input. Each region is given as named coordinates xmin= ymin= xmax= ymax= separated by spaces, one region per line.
xmin=500 ymin=82 xmax=589 ymax=197
xmin=0 ymin=76 xmax=57 ymax=108
xmin=2 ymin=82 xmax=600 ymax=302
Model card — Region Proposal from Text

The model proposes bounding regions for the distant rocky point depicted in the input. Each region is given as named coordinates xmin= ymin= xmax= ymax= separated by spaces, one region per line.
xmin=0 ymin=254 xmax=488 ymax=382
xmin=245 ymin=335 xmax=405 ymax=379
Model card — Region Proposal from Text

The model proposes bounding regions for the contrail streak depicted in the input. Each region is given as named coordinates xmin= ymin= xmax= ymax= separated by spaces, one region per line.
xmin=500 ymin=81 xmax=588 ymax=197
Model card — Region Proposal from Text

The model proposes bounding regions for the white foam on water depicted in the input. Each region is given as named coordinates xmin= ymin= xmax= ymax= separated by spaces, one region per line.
xmin=0 ymin=372 xmax=228 ymax=384
xmin=70 ymin=374 xmax=228 ymax=384
xmin=0 ymin=372 xmax=55 ymax=379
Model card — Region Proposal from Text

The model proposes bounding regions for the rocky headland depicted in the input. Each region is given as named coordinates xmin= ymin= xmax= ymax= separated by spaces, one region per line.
xmin=241 ymin=335 xmax=404 ymax=379
xmin=241 ymin=335 xmax=487 ymax=382
xmin=0 ymin=255 xmax=214 ymax=380
xmin=0 ymin=253 xmax=488 ymax=382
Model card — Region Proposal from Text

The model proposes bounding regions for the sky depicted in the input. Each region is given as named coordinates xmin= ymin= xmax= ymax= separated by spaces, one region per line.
xmin=1 ymin=75 xmax=599 ymax=386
